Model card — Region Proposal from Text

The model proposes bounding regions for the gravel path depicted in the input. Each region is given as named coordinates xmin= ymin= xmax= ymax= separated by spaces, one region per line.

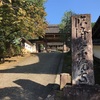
xmin=0 ymin=53 xmax=63 ymax=100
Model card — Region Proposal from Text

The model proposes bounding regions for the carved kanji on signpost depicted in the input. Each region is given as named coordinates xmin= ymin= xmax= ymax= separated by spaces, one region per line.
xmin=71 ymin=14 xmax=95 ymax=85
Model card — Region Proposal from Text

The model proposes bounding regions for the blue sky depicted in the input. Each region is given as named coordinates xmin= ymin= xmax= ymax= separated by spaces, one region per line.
xmin=44 ymin=0 xmax=100 ymax=24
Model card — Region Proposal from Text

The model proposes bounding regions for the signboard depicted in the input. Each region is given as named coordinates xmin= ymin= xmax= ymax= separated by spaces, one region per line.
xmin=71 ymin=14 xmax=95 ymax=85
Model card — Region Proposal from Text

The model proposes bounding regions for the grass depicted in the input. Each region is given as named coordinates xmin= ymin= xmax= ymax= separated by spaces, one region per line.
xmin=62 ymin=51 xmax=72 ymax=74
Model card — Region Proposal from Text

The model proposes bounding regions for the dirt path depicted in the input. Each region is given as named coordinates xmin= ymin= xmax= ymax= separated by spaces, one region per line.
xmin=0 ymin=53 xmax=63 ymax=100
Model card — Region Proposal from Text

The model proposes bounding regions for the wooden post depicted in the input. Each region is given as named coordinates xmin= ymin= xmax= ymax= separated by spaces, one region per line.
xmin=71 ymin=14 xmax=95 ymax=85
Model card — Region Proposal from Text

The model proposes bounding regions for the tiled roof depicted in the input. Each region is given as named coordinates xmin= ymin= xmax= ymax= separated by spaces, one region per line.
xmin=92 ymin=16 xmax=100 ymax=45
xmin=45 ymin=24 xmax=60 ymax=33
xmin=21 ymin=37 xmax=34 ymax=46
xmin=47 ymin=42 xmax=63 ymax=45
xmin=92 ymin=16 xmax=100 ymax=39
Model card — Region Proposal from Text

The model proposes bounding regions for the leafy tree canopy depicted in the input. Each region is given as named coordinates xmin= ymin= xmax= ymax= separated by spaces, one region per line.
xmin=91 ymin=22 xmax=95 ymax=28
xmin=59 ymin=11 xmax=76 ymax=44
xmin=0 ymin=0 xmax=47 ymax=57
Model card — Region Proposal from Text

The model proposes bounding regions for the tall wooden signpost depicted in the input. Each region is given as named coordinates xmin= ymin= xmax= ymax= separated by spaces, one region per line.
xmin=71 ymin=14 xmax=95 ymax=85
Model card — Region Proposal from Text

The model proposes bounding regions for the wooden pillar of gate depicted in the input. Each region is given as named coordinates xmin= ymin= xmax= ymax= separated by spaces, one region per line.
xmin=71 ymin=14 xmax=95 ymax=85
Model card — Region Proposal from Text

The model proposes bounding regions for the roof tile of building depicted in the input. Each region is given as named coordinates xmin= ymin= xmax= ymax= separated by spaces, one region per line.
xmin=45 ymin=24 xmax=60 ymax=33
xmin=92 ymin=16 xmax=100 ymax=39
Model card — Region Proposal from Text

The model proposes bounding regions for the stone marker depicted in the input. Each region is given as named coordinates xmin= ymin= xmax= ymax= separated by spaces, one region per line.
xmin=71 ymin=14 xmax=95 ymax=85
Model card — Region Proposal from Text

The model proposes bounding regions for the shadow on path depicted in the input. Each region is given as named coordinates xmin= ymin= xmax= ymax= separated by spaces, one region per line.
xmin=0 ymin=53 xmax=63 ymax=74
xmin=0 ymin=53 xmax=61 ymax=100
xmin=0 ymin=79 xmax=59 ymax=100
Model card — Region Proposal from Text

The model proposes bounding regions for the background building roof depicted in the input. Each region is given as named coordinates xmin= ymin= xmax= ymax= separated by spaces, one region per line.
xmin=45 ymin=24 xmax=60 ymax=33
xmin=92 ymin=16 xmax=100 ymax=39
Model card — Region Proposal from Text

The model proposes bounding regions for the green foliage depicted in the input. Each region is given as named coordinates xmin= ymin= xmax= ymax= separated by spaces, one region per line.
xmin=0 ymin=0 xmax=47 ymax=58
xmin=59 ymin=11 xmax=76 ymax=46
xmin=27 ymin=0 xmax=47 ymax=6
xmin=91 ymin=22 xmax=95 ymax=27
xmin=62 ymin=51 xmax=71 ymax=73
